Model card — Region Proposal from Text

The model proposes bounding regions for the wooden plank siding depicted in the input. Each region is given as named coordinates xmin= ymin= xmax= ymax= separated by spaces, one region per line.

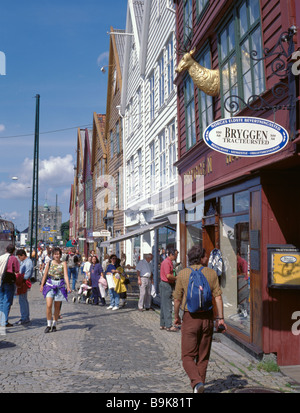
xmin=123 ymin=0 xmax=177 ymax=214
xmin=175 ymin=0 xmax=299 ymax=162
xmin=92 ymin=114 xmax=107 ymax=243
xmin=103 ymin=29 xmax=125 ymax=255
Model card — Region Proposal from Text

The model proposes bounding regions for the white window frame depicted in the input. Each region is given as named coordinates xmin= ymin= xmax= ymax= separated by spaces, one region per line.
xmin=149 ymin=141 xmax=155 ymax=191
xmin=158 ymin=54 xmax=165 ymax=107
xmin=159 ymin=131 xmax=166 ymax=188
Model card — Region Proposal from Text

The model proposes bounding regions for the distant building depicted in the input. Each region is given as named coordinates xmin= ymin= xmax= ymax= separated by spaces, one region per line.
xmin=20 ymin=227 xmax=29 ymax=246
xmin=28 ymin=202 xmax=62 ymax=244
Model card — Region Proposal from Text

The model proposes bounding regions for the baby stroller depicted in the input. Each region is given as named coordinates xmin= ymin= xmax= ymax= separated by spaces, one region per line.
xmin=72 ymin=281 xmax=93 ymax=304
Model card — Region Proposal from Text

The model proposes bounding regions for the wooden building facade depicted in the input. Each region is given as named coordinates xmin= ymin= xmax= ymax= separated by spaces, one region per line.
xmin=174 ymin=0 xmax=300 ymax=365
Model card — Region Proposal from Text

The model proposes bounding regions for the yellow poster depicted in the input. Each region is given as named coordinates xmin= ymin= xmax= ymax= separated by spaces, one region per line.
xmin=272 ymin=253 xmax=300 ymax=286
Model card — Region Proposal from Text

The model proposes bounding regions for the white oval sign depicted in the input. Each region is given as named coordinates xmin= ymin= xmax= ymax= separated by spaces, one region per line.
xmin=280 ymin=256 xmax=297 ymax=264
xmin=203 ymin=117 xmax=289 ymax=157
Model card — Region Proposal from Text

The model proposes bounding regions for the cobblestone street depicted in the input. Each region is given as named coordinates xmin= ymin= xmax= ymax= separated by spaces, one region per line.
xmin=0 ymin=282 xmax=299 ymax=394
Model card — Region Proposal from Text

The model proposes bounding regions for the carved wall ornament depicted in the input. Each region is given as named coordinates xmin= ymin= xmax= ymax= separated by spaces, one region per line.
xmin=176 ymin=48 xmax=220 ymax=97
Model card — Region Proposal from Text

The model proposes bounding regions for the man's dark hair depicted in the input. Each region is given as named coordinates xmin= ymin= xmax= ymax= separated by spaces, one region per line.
xmin=168 ymin=248 xmax=178 ymax=257
xmin=6 ymin=244 xmax=15 ymax=254
xmin=16 ymin=249 xmax=27 ymax=257
xmin=187 ymin=245 xmax=206 ymax=265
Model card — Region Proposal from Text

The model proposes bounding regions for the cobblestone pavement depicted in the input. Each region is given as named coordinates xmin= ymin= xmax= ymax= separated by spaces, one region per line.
xmin=0 ymin=282 xmax=299 ymax=394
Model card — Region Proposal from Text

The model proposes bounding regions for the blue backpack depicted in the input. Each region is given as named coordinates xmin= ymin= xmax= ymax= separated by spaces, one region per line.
xmin=186 ymin=267 xmax=213 ymax=313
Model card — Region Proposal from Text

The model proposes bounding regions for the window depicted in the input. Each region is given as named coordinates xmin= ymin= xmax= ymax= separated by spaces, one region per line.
xmin=110 ymin=130 xmax=114 ymax=159
xmin=219 ymin=0 xmax=264 ymax=117
xmin=198 ymin=48 xmax=214 ymax=137
xmin=167 ymin=37 xmax=174 ymax=96
xmin=127 ymin=156 xmax=135 ymax=197
xmin=158 ymin=54 xmax=165 ymax=107
xmin=137 ymin=87 xmax=142 ymax=125
xmin=184 ymin=76 xmax=196 ymax=149
xmin=137 ymin=149 xmax=142 ymax=196
xmin=159 ymin=132 xmax=166 ymax=188
xmin=219 ymin=189 xmax=250 ymax=335
xmin=116 ymin=121 xmax=120 ymax=154
xmin=149 ymin=73 xmax=155 ymax=121
xmin=168 ymin=122 xmax=176 ymax=181
xmin=184 ymin=0 xmax=193 ymax=43
xmin=128 ymin=98 xmax=133 ymax=135
xmin=197 ymin=0 xmax=208 ymax=17
xmin=149 ymin=141 xmax=155 ymax=191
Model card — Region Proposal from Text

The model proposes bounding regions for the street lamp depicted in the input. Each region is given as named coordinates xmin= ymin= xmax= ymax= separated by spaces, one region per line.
xmin=100 ymin=65 xmax=113 ymax=74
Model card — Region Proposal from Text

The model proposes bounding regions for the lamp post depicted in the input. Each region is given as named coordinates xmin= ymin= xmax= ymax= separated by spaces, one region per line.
xmin=30 ymin=94 xmax=40 ymax=278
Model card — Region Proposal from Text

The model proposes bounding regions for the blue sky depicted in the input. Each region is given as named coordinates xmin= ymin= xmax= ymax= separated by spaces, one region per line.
xmin=0 ymin=0 xmax=128 ymax=231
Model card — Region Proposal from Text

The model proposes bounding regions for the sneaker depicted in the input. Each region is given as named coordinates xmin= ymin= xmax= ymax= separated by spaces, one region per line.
xmin=44 ymin=326 xmax=51 ymax=334
xmin=14 ymin=320 xmax=22 ymax=326
xmin=112 ymin=306 xmax=119 ymax=311
xmin=15 ymin=320 xmax=30 ymax=326
xmin=107 ymin=305 xmax=113 ymax=310
xmin=51 ymin=325 xmax=57 ymax=332
xmin=193 ymin=382 xmax=204 ymax=393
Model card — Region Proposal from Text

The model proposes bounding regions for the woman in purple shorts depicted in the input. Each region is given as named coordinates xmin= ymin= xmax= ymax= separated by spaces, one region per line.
xmin=40 ymin=247 xmax=71 ymax=333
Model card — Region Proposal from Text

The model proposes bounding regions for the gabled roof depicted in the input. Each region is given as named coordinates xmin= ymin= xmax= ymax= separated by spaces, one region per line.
xmin=83 ymin=128 xmax=93 ymax=181
xmin=76 ymin=128 xmax=85 ymax=175
xmin=91 ymin=113 xmax=106 ymax=173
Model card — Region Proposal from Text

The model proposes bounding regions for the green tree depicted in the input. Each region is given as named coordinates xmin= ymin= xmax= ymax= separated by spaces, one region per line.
xmin=60 ymin=220 xmax=70 ymax=243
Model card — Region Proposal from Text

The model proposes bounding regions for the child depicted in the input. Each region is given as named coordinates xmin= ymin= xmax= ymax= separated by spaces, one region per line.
xmin=78 ymin=279 xmax=92 ymax=297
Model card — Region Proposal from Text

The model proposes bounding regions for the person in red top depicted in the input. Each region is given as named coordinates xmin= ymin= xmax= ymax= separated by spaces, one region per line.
xmin=159 ymin=248 xmax=178 ymax=332
xmin=0 ymin=244 xmax=20 ymax=333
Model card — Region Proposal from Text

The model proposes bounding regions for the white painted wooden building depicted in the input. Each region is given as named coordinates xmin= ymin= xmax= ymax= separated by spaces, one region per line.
xmin=119 ymin=0 xmax=179 ymax=285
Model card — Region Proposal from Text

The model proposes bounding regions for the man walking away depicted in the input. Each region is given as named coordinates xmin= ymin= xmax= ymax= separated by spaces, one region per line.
xmin=136 ymin=254 xmax=153 ymax=311
xmin=173 ymin=245 xmax=227 ymax=393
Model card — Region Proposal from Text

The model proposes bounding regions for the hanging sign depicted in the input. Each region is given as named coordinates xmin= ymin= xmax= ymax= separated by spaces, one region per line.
xmin=204 ymin=117 xmax=289 ymax=157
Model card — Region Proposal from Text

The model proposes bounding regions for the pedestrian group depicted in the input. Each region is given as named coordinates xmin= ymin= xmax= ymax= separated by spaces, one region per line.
xmin=0 ymin=243 xmax=227 ymax=393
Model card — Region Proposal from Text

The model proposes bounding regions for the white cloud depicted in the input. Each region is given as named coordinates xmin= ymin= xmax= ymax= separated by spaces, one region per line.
xmin=0 ymin=154 xmax=74 ymax=200
xmin=1 ymin=211 xmax=21 ymax=221
xmin=0 ymin=124 xmax=5 ymax=133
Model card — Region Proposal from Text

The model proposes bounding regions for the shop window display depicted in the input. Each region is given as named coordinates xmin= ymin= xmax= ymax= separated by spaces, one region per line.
xmin=220 ymin=192 xmax=250 ymax=335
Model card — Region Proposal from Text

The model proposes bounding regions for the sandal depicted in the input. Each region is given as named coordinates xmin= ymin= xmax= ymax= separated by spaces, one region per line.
xmin=160 ymin=326 xmax=166 ymax=330
xmin=165 ymin=326 xmax=179 ymax=332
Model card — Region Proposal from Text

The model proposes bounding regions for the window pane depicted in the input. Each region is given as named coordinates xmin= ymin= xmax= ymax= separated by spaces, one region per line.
xmin=243 ymin=70 xmax=252 ymax=102
xmin=228 ymin=20 xmax=235 ymax=52
xmin=234 ymin=191 xmax=250 ymax=212
xmin=220 ymin=215 xmax=250 ymax=335
xmin=220 ymin=29 xmax=228 ymax=61
xmin=220 ymin=194 xmax=233 ymax=214
xmin=241 ymin=39 xmax=251 ymax=74
xmin=239 ymin=2 xmax=248 ymax=37
xmin=249 ymin=0 xmax=260 ymax=25
xmin=222 ymin=62 xmax=230 ymax=93
xmin=229 ymin=54 xmax=237 ymax=87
